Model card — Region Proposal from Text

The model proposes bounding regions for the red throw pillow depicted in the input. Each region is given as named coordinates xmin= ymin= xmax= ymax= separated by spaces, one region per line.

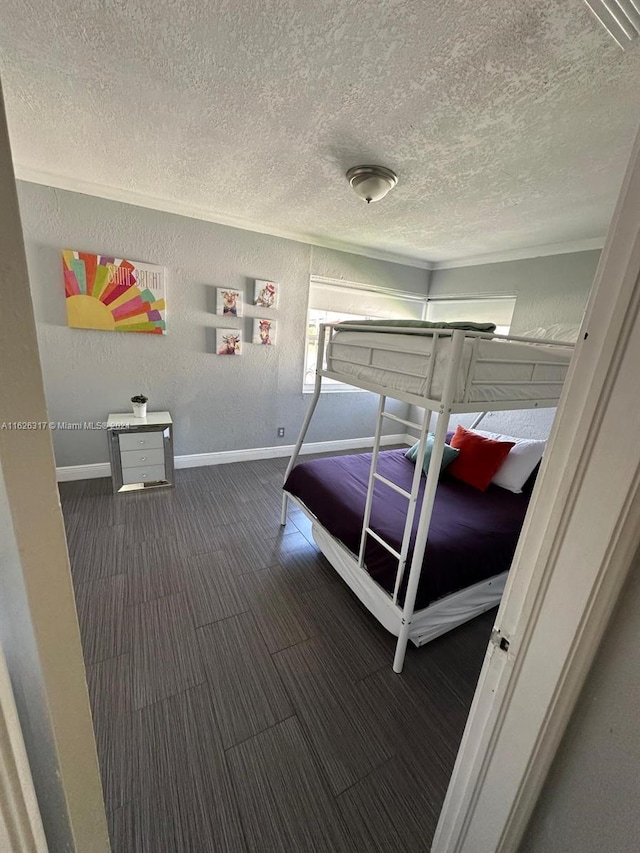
xmin=448 ymin=425 xmax=515 ymax=491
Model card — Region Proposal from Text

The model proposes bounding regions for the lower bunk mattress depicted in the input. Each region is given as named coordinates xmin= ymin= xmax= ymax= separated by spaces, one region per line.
xmin=284 ymin=449 xmax=531 ymax=612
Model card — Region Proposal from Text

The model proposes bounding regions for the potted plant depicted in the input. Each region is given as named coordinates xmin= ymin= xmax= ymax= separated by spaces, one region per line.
xmin=131 ymin=394 xmax=148 ymax=418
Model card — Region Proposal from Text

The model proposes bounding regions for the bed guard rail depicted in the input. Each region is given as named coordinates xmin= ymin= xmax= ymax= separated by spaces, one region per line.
xmin=321 ymin=323 xmax=575 ymax=406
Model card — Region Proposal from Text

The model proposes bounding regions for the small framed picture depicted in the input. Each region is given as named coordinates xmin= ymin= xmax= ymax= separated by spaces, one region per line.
xmin=254 ymin=280 xmax=277 ymax=309
xmin=216 ymin=328 xmax=242 ymax=355
xmin=253 ymin=318 xmax=276 ymax=346
xmin=216 ymin=288 xmax=243 ymax=317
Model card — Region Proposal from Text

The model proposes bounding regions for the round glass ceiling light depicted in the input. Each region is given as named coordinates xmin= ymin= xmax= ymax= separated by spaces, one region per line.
xmin=346 ymin=165 xmax=398 ymax=204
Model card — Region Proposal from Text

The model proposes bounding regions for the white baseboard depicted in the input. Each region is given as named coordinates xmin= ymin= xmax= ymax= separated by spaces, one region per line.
xmin=55 ymin=433 xmax=412 ymax=482
xmin=56 ymin=463 xmax=111 ymax=482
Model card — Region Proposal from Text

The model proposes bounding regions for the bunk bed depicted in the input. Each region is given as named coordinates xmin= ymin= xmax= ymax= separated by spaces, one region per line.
xmin=281 ymin=322 xmax=575 ymax=672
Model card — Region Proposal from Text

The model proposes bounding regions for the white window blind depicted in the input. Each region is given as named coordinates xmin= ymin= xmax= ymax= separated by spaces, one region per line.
xmin=304 ymin=279 xmax=517 ymax=392
xmin=426 ymin=296 xmax=516 ymax=335
xmin=309 ymin=280 xmax=426 ymax=319
xmin=305 ymin=277 xmax=427 ymax=391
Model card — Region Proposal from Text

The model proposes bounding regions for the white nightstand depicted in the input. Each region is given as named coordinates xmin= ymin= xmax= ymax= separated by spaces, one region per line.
xmin=107 ymin=411 xmax=174 ymax=493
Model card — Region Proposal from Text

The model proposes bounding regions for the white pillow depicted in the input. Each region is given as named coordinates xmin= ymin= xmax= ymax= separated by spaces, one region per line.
xmin=543 ymin=324 xmax=580 ymax=343
xmin=521 ymin=327 xmax=548 ymax=340
xmin=473 ymin=429 xmax=545 ymax=493
xmin=521 ymin=324 xmax=580 ymax=343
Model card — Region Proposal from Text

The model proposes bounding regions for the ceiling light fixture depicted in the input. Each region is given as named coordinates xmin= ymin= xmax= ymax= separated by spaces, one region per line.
xmin=346 ymin=165 xmax=398 ymax=204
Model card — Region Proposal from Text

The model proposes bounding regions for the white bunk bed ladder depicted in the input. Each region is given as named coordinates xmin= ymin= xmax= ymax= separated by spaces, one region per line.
xmin=357 ymin=396 xmax=433 ymax=605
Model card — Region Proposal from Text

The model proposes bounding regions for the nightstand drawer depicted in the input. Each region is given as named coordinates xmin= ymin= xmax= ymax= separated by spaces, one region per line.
xmin=120 ymin=448 xmax=165 ymax=469
xmin=119 ymin=431 xmax=165 ymax=452
xmin=108 ymin=412 xmax=173 ymax=493
xmin=121 ymin=463 xmax=166 ymax=485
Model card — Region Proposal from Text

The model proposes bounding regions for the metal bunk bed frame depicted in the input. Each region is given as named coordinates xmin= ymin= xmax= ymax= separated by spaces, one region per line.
xmin=281 ymin=323 xmax=573 ymax=673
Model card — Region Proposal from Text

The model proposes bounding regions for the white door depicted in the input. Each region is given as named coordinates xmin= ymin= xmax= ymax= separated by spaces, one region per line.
xmin=433 ymin=123 xmax=640 ymax=852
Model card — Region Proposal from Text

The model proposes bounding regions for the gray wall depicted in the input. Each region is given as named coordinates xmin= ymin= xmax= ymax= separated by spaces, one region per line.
xmin=420 ymin=250 xmax=600 ymax=439
xmin=17 ymin=178 xmax=600 ymax=465
xmin=429 ymin=250 xmax=601 ymax=334
xmin=17 ymin=182 xmax=428 ymax=467
xmin=521 ymin=554 xmax=640 ymax=853
xmin=311 ymin=245 xmax=432 ymax=293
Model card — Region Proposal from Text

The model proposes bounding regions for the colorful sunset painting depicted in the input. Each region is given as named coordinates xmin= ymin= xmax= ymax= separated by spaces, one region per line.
xmin=62 ymin=250 xmax=166 ymax=334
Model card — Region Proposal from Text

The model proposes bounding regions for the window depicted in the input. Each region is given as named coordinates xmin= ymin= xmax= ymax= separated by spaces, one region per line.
xmin=304 ymin=277 xmax=427 ymax=391
xmin=425 ymin=296 xmax=516 ymax=336
xmin=303 ymin=278 xmax=517 ymax=392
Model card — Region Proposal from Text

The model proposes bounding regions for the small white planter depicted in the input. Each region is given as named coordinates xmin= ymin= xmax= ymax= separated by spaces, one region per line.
xmin=132 ymin=402 xmax=147 ymax=418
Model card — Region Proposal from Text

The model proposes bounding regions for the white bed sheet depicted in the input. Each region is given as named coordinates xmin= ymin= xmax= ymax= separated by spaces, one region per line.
xmin=311 ymin=517 xmax=506 ymax=647
xmin=327 ymin=330 xmax=573 ymax=403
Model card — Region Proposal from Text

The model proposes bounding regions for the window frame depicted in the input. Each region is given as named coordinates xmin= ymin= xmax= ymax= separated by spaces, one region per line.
xmin=302 ymin=278 xmax=517 ymax=394
xmin=424 ymin=292 xmax=517 ymax=336
xmin=303 ymin=276 xmax=429 ymax=394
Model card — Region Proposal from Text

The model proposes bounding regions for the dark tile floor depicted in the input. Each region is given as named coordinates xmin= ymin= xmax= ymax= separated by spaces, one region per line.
xmin=60 ymin=453 xmax=495 ymax=853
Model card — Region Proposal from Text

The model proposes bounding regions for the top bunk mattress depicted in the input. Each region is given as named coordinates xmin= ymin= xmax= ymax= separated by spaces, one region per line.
xmin=327 ymin=329 xmax=573 ymax=404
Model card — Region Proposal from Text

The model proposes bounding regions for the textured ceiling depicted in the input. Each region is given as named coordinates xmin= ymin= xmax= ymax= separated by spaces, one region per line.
xmin=1 ymin=0 xmax=640 ymax=264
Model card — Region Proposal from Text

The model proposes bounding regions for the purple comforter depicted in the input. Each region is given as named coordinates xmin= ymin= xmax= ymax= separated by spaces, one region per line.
xmin=284 ymin=449 xmax=531 ymax=610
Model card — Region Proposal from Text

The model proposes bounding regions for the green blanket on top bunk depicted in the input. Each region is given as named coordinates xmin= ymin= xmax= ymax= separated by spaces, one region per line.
xmin=336 ymin=319 xmax=496 ymax=333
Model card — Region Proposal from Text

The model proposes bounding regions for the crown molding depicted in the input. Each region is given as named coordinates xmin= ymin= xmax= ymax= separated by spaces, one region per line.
xmin=14 ymin=165 xmax=433 ymax=271
xmin=430 ymin=238 xmax=605 ymax=270
xmin=15 ymin=165 xmax=605 ymax=273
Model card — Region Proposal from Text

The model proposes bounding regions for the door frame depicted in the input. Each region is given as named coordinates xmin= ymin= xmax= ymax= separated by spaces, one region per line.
xmin=0 ymin=644 xmax=48 ymax=853
xmin=0 ymin=78 xmax=110 ymax=852
xmin=432 ymin=124 xmax=640 ymax=851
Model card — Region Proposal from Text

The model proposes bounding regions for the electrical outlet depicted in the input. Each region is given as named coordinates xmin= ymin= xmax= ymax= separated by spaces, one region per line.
xmin=277 ymin=427 xmax=285 ymax=437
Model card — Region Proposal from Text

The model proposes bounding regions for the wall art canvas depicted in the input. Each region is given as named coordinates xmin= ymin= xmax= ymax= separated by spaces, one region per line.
xmin=254 ymin=280 xmax=277 ymax=308
xmin=253 ymin=318 xmax=276 ymax=346
xmin=62 ymin=250 xmax=166 ymax=334
xmin=216 ymin=288 xmax=243 ymax=317
xmin=217 ymin=328 xmax=242 ymax=355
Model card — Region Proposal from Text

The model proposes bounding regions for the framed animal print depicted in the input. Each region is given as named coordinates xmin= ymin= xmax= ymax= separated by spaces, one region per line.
xmin=253 ymin=318 xmax=276 ymax=346
xmin=216 ymin=328 xmax=242 ymax=355
xmin=254 ymin=280 xmax=277 ymax=309
xmin=216 ymin=288 xmax=243 ymax=317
